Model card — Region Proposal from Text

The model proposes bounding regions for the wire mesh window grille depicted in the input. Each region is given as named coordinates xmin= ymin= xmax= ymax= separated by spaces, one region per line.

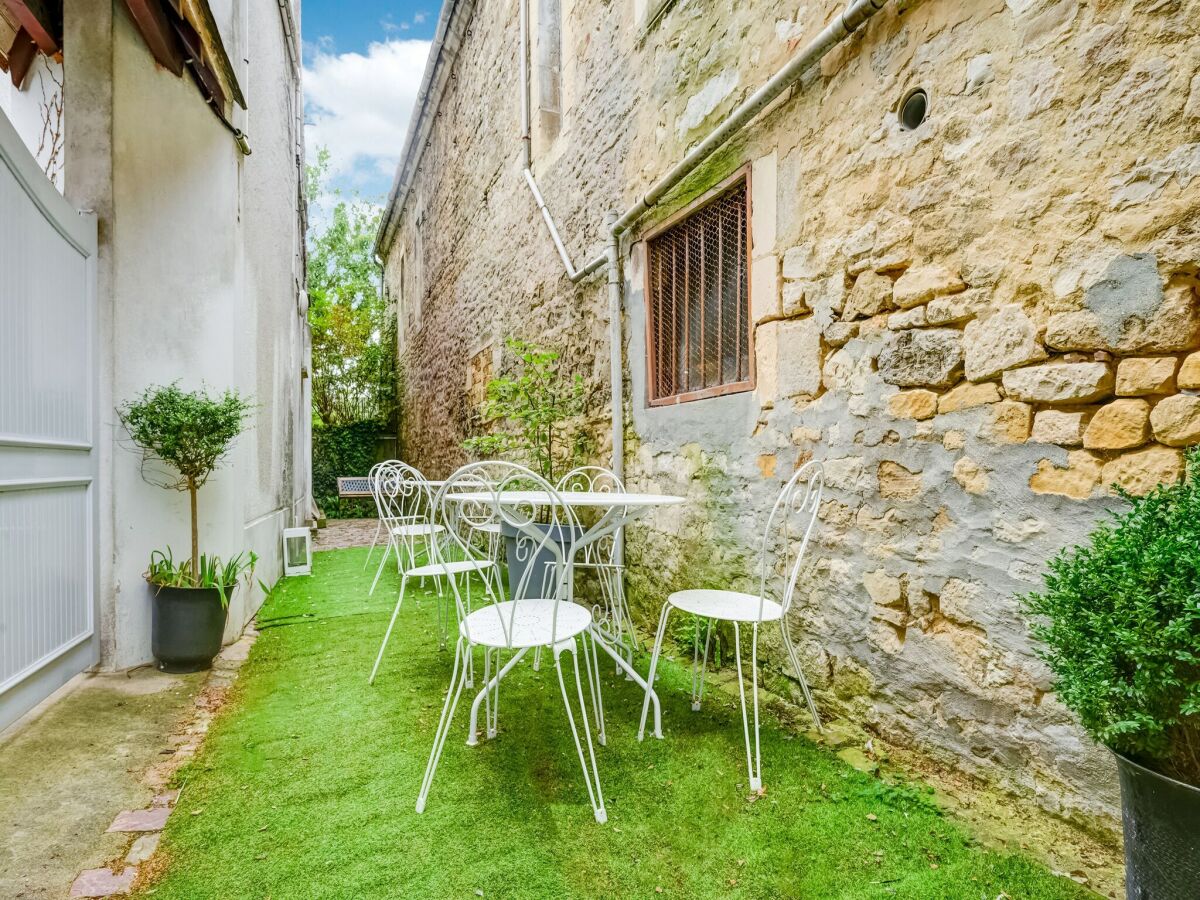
xmin=646 ymin=179 xmax=751 ymax=404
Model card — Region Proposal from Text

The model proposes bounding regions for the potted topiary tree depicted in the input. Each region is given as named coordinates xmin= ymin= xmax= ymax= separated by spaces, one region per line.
xmin=118 ymin=383 xmax=257 ymax=671
xmin=462 ymin=338 xmax=594 ymax=597
xmin=1023 ymin=448 xmax=1200 ymax=898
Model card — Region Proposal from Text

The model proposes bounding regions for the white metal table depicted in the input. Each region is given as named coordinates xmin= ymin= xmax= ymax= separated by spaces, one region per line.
xmin=444 ymin=489 xmax=685 ymax=744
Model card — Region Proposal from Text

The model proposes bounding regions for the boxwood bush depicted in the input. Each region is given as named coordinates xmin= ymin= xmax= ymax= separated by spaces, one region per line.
xmin=1024 ymin=447 xmax=1200 ymax=787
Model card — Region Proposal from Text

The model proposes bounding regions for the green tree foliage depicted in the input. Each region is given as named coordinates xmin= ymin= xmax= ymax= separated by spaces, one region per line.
xmin=118 ymin=383 xmax=254 ymax=590
xmin=461 ymin=338 xmax=593 ymax=482
xmin=1023 ymin=448 xmax=1200 ymax=786
xmin=306 ymin=147 xmax=396 ymax=428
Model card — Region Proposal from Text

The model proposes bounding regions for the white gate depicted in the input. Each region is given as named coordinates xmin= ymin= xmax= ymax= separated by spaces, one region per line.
xmin=0 ymin=110 xmax=99 ymax=733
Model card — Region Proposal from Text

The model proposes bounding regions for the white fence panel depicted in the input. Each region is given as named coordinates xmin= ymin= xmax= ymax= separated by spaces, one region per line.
xmin=0 ymin=108 xmax=98 ymax=734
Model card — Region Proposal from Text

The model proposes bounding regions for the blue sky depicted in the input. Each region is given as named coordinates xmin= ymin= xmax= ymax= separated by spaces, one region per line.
xmin=302 ymin=1 xmax=443 ymax=210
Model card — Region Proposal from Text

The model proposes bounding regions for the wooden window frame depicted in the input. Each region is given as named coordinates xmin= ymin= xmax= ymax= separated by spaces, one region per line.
xmin=642 ymin=166 xmax=755 ymax=407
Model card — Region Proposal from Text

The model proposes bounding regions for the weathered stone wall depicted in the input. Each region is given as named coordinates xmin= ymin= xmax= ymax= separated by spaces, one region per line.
xmin=382 ymin=0 xmax=1200 ymax=829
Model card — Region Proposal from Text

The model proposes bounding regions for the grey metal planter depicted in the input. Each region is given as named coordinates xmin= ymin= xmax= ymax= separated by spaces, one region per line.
xmin=151 ymin=584 xmax=232 ymax=672
xmin=1114 ymin=751 xmax=1200 ymax=900
xmin=500 ymin=520 xmax=583 ymax=600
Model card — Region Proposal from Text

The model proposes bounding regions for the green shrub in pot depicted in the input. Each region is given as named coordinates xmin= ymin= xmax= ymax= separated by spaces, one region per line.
xmin=118 ymin=384 xmax=257 ymax=669
xmin=1023 ymin=447 xmax=1200 ymax=897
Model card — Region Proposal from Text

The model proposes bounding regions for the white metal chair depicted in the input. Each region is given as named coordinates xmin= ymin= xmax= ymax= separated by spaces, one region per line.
xmin=362 ymin=460 xmax=391 ymax=570
xmin=638 ymin=461 xmax=824 ymax=791
xmin=367 ymin=462 xmax=444 ymax=597
xmin=369 ymin=465 xmax=498 ymax=684
xmin=556 ymin=466 xmax=636 ymax=666
xmin=416 ymin=462 xmax=608 ymax=823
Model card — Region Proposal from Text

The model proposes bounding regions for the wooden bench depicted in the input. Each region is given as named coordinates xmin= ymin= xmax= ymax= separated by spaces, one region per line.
xmin=336 ymin=476 xmax=374 ymax=499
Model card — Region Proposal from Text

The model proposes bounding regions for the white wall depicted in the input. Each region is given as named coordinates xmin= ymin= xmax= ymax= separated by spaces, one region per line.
xmin=65 ymin=0 xmax=309 ymax=669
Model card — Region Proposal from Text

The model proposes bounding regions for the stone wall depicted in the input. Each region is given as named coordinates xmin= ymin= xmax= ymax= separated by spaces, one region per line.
xmin=381 ymin=0 xmax=1200 ymax=829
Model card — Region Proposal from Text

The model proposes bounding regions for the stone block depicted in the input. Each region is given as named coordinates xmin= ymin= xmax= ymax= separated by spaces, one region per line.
xmin=939 ymin=578 xmax=982 ymax=626
xmin=962 ymin=304 xmax=1047 ymax=381
xmin=892 ymin=265 xmax=966 ymax=309
xmin=751 ymin=151 xmax=777 ymax=258
xmin=1029 ymin=450 xmax=1103 ymax=499
xmin=824 ymin=321 xmax=858 ymax=347
xmin=823 ymin=456 xmax=866 ymax=492
xmin=878 ymin=460 xmax=921 ymax=500
xmin=1101 ymin=445 xmax=1185 ymax=495
xmin=863 ymin=569 xmax=902 ymax=606
xmin=1116 ymin=357 xmax=1177 ymax=396
xmin=1082 ymin=399 xmax=1150 ymax=450
xmin=1177 ymin=351 xmax=1200 ymax=389
xmin=844 ymin=270 xmax=893 ymax=319
xmin=750 ymin=255 xmax=781 ymax=324
xmin=1001 ymin=362 xmax=1113 ymax=404
xmin=1045 ymin=256 xmax=1200 ymax=353
xmin=887 ymin=306 xmax=927 ymax=330
xmin=878 ymin=329 xmax=963 ymax=388
xmin=888 ymin=389 xmax=938 ymax=420
xmin=781 ymin=242 xmax=819 ymax=280
xmin=989 ymin=401 xmax=1033 ymax=443
xmin=781 ymin=280 xmax=808 ymax=316
xmin=1149 ymin=394 xmax=1200 ymax=446
xmin=938 ymin=381 xmax=1001 ymax=414
xmin=1032 ymin=410 xmax=1087 ymax=446
xmin=926 ymin=289 xmax=991 ymax=325
xmin=953 ymin=457 xmax=989 ymax=494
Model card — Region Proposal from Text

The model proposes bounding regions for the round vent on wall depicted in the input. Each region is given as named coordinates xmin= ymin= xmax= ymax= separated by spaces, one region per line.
xmin=899 ymin=88 xmax=929 ymax=131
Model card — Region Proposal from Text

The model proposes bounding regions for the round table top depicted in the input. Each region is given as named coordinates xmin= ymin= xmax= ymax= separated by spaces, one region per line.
xmin=444 ymin=489 xmax=685 ymax=508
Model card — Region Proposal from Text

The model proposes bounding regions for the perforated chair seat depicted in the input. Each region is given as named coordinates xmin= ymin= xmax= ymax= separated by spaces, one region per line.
xmin=459 ymin=599 xmax=591 ymax=649
xmin=391 ymin=522 xmax=445 ymax=537
xmin=406 ymin=559 xmax=494 ymax=579
xmin=668 ymin=589 xmax=783 ymax=623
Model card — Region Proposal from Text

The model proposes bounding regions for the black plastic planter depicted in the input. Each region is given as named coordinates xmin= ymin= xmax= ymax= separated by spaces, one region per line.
xmin=500 ymin=521 xmax=583 ymax=600
xmin=1114 ymin=751 xmax=1200 ymax=899
xmin=151 ymin=584 xmax=232 ymax=672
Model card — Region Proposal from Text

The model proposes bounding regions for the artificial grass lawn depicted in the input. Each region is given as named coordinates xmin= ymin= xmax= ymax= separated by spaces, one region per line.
xmin=140 ymin=548 xmax=1090 ymax=899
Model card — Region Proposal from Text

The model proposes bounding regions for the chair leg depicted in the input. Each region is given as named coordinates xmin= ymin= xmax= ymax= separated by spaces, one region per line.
xmin=732 ymin=622 xmax=761 ymax=792
xmin=369 ymin=535 xmax=396 ymax=596
xmin=690 ymin=617 xmax=714 ymax=711
xmin=363 ymin=519 xmax=384 ymax=569
xmin=781 ymin=620 xmax=822 ymax=732
xmin=416 ymin=638 xmax=469 ymax=814
xmin=486 ymin=647 xmax=501 ymax=740
xmin=751 ymin=623 xmax=762 ymax=791
xmin=467 ymin=646 xmax=528 ymax=746
xmin=554 ymin=642 xmax=607 ymax=824
xmin=637 ymin=602 xmax=671 ymax=741
xmin=581 ymin=632 xmax=606 ymax=747
xmin=369 ymin=573 xmax=409 ymax=685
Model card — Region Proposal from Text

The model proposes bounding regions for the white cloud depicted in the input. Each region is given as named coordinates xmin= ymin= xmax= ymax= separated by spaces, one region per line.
xmin=303 ymin=39 xmax=431 ymax=192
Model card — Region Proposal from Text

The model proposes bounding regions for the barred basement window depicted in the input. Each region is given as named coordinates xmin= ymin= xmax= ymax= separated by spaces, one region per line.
xmin=645 ymin=174 xmax=752 ymax=405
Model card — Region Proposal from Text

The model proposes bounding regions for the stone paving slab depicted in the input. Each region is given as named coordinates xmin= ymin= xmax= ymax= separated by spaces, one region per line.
xmin=107 ymin=807 xmax=170 ymax=833
xmin=124 ymin=833 xmax=160 ymax=865
xmin=68 ymin=867 xmax=136 ymax=898
xmin=151 ymin=789 xmax=179 ymax=808
xmin=314 ymin=518 xmax=378 ymax=550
